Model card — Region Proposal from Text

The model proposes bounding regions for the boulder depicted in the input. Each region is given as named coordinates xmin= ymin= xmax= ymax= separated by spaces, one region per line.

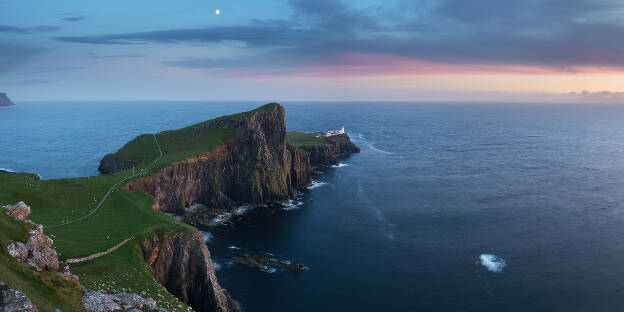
xmin=31 ymin=247 xmax=59 ymax=271
xmin=7 ymin=241 xmax=28 ymax=262
xmin=59 ymin=266 xmax=80 ymax=286
xmin=2 ymin=201 xmax=31 ymax=221
xmin=26 ymin=226 xmax=53 ymax=253
xmin=0 ymin=281 xmax=38 ymax=311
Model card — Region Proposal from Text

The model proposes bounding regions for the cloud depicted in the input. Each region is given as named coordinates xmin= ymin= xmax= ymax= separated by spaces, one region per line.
xmin=86 ymin=52 xmax=145 ymax=59
xmin=60 ymin=13 xmax=86 ymax=22
xmin=0 ymin=25 xmax=60 ymax=34
xmin=0 ymin=44 xmax=46 ymax=74
xmin=54 ymin=0 xmax=624 ymax=76
xmin=567 ymin=90 xmax=624 ymax=98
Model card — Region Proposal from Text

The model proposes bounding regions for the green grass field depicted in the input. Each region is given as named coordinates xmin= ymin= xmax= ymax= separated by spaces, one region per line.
xmin=0 ymin=170 xmax=193 ymax=311
xmin=286 ymin=131 xmax=328 ymax=147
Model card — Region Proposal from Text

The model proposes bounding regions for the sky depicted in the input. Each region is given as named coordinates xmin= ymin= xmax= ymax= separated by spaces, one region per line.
xmin=2 ymin=0 xmax=624 ymax=102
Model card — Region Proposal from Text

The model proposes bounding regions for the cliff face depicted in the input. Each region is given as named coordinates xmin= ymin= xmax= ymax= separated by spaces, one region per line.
xmin=123 ymin=104 xmax=308 ymax=224
xmin=287 ymin=144 xmax=311 ymax=188
xmin=298 ymin=134 xmax=361 ymax=168
xmin=141 ymin=231 xmax=239 ymax=312
xmin=0 ymin=92 xmax=14 ymax=106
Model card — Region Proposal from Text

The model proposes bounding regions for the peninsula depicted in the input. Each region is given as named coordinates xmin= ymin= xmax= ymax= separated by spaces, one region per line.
xmin=0 ymin=103 xmax=359 ymax=311
xmin=0 ymin=93 xmax=14 ymax=106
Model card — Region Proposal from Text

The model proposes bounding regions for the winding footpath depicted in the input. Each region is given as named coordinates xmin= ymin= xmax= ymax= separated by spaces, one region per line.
xmin=46 ymin=134 xmax=163 ymax=228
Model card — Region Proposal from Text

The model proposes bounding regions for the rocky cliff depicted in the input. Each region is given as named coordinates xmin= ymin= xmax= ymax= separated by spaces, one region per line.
xmin=141 ymin=231 xmax=238 ymax=312
xmin=123 ymin=104 xmax=312 ymax=224
xmin=0 ymin=93 xmax=14 ymax=106
xmin=294 ymin=133 xmax=361 ymax=168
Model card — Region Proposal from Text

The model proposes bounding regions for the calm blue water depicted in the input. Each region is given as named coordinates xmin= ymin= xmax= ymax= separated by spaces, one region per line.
xmin=4 ymin=102 xmax=624 ymax=311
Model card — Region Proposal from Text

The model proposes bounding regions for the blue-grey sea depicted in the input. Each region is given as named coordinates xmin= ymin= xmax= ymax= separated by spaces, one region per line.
xmin=3 ymin=101 xmax=624 ymax=311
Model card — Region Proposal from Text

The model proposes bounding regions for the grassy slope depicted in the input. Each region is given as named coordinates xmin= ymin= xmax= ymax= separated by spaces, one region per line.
xmin=286 ymin=131 xmax=329 ymax=147
xmin=0 ymin=104 xmax=279 ymax=311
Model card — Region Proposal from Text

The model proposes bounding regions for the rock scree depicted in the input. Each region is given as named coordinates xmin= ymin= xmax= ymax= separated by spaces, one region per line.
xmin=0 ymin=281 xmax=38 ymax=312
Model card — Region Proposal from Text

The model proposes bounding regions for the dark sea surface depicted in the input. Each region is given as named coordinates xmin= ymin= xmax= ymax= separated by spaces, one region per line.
xmin=3 ymin=101 xmax=624 ymax=311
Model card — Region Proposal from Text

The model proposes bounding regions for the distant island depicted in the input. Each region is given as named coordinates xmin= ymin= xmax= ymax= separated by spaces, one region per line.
xmin=0 ymin=93 xmax=14 ymax=106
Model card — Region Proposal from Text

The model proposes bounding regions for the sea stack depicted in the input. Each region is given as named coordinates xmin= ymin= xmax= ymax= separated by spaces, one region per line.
xmin=0 ymin=92 xmax=14 ymax=106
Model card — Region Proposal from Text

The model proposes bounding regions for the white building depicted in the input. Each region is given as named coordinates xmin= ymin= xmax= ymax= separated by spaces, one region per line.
xmin=324 ymin=125 xmax=345 ymax=137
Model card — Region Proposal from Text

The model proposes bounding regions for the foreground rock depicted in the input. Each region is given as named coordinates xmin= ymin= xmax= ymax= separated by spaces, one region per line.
xmin=7 ymin=241 xmax=28 ymax=262
xmin=3 ymin=202 xmax=77 ymax=282
xmin=82 ymin=291 xmax=165 ymax=312
xmin=142 ymin=231 xmax=239 ymax=312
xmin=0 ymin=281 xmax=37 ymax=311
xmin=0 ymin=92 xmax=14 ymax=106
xmin=2 ymin=202 xmax=31 ymax=221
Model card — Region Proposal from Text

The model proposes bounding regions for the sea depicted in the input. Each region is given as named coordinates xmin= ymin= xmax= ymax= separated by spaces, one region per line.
xmin=3 ymin=101 xmax=624 ymax=311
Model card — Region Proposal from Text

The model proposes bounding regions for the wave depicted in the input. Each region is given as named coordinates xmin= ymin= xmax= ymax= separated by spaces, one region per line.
xmin=210 ymin=212 xmax=233 ymax=226
xmin=236 ymin=205 xmax=253 ymax=215
xmin=228 ymin=245 xmax=241 ymax=250
xmin=0 ymin=168 xmax=16 ymax=173
xmin=365 ymin=142 xmax=392 ymax=154
xmin=201 ymin=231 xmax=213 ymax=242
xmin=212 ymin=260 xmax=222 ymax=271
xmin=308 ymin=181 xmax=327 ymax=189
xmin=282 ymin=199 xmax=304 ymax=211
xmin=331 ymin=163 xmax=350 ymax=168
xmin=479 ymin=254 xmax=506 ymax=273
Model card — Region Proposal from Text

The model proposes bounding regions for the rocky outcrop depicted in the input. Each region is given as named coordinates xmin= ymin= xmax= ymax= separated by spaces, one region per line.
xmin=3 ymin=203 xmax=76 ymax=281
xmin=0 ymin=93 xmax=14 ymax=106
xmin=26 ymin=225 xmax=53 ymax=254
xmin=0 ymin=282 xmax=37 ymax=312
xmin=82 ymin=291 xmax=164 ymax=312
xmin=124 ymin=104 xmax=292 ymax=223
xmin=2 ymin=202 xmax=31 ymax=221
xmin=297 ymin=134 xmax=360 ymax=168
xmin=30 ymin=248 xmax=59 ymax=271
xmin=7 ymin=241 xmax=28 ymax=262
xmin=141 ymin=231 xmax=238 ymax=312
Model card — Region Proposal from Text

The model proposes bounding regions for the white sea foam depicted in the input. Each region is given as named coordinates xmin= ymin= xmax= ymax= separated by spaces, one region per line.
xmin=201 ymin=231 xmax=213 ymax=242
xmin=0 ymin=168 xmax=16 ymax=173
xmin=366 ymin=142 xmax=392 ymax=154
xmin=283 ymin=199 xmax=304 ymax=211
xmin=331 ymin=163 xmax=350 ymax=168
xmin=210 ymin=212 xmax=233 ymax=226
xmin=212 ymin=260 xmax=222 ymax=271
xmin=479 ymin=254 xmax=506 ymax=273
xmin=236 ymin=205 xmax=253 ymax=215
xmin=228 ymin=245 xmax=241 ymax=250
xmin=308 ymin=181 xmax=327 ymax=189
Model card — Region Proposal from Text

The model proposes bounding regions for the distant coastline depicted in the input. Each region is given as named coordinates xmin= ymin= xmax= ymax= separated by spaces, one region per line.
xmin=0 ymin=93 xmax=14 ymax=106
